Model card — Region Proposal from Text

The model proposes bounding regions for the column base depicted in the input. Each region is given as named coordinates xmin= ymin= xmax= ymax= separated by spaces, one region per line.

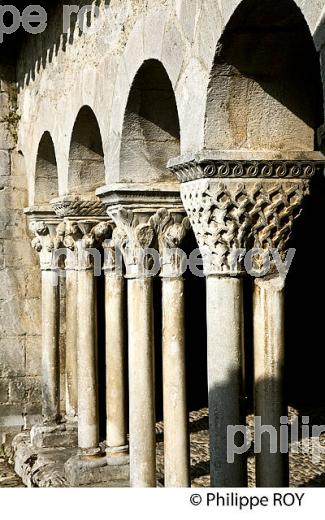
xmin=31 ymin=422 xmax=78 ymax=449
xmin=64 ymin=452 xmax=129 ymax=487
xmin=105 ymin=444 xmax=129 ymax=457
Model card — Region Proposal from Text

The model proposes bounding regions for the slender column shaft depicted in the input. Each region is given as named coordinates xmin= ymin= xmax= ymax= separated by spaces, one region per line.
xmin=41 ymin=269 xmax=60 ymax=422
xmin=77 ymin=268 xmax=99 ymax=451
xmin=128 ymin=277 xmax=156 ymax=487
xmin=253 ymin=276 xmax=288 ymax=487
xmin=162 ymin=277 xmax=190 ymax=487
xmin=105 ymin=274 xmax=127 ymax=451
xmin=65 ymin=268 xmax=78 ymax=419
xmin=206 ymin=276 xmax=246 ymax=487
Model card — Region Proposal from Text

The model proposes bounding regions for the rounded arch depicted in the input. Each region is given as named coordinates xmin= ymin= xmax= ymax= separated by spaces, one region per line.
xmin=120 ymin=59 xmax=180 ymax=183
xmin=204 ymin=0 xmax=324 ymax=152
xmin=34 ymin=131 xmax=59 ymax=205
xmin=68 ymin=105 xmax=105 ymax=194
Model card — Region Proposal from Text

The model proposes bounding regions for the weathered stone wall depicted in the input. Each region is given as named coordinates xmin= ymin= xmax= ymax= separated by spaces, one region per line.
xmin=15 ymin=0 xmax=325 ymax=200
xmin=0 ymin=67 xmax=42 ymax=444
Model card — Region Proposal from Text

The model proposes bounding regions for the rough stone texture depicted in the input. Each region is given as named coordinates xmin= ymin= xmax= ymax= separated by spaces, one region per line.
xmin=12 ymin=432 xmax=73 ymax=487
xmin=156 ymin=407 xmax=325 ymax=488
xmin=15 ymin=0 xmax=325 ymax=196
xmin=30 ymin=423 xmax=78 ymax=449
xmin=64 ymin=453 xmax=129 ymax=487
xmin=0 ymin=68 xmax=42 ymax=437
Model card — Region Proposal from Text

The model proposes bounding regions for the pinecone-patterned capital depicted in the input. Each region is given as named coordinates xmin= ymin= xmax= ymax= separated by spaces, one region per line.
xmin=181 ymin=178 xmax=310 ymax=277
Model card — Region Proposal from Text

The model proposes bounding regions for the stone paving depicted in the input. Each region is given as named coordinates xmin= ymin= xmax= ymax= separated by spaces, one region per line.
xmin=1 ymin=406 xmax=325 ymax=487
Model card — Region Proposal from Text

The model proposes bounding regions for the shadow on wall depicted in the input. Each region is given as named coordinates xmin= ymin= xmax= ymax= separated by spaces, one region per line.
xmin=15 ymin=0 xmax=111 ymax=90
xmin=205 ymin=0 xmax=324 ymax=151
xmin=120 ymin=59 xmax=180 ymax=184
xmin=68 ymin=105 xmax=105 ymax=195
xmin=34 ymin=131 xmax=58 ymax=205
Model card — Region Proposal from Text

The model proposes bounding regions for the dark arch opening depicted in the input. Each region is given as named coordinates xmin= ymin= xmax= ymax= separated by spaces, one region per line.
xmin=34 ymin=131 xmax=58 ymax=205
xmin=120 ymin=59 xmax=180 ymax=183
xmin=205 ymin=0 xmax=324 ymax=151
xmin=68 ymin=106 xmax=105 ymax=194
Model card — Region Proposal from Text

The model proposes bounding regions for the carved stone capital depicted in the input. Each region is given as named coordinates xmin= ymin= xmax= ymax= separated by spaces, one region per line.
xmin=98 ymin=183 xmax=185 ymax=279
xmin=110 ymin=208 xmax=157 ymax=278
xmin=29 ymin=219 xmax=63 ymax=271
xmin=102 ymin=234 xmax=125 ymax=277
xmin=61 ymin=220 xmax=113 ymax=271
xmin=181 ymin=178 xmax=309 ymax=276
xmin=51 ymin=196 xmax=107 ymax=218
xmin=169 ymin=153 xmax=324 ymax=277
xmin=150 ymin=208 xmax=190 ymax=278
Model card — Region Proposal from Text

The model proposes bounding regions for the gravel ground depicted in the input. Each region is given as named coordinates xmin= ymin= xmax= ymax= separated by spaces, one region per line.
xmin=156 ymin=407 xmax=325 ymax=487
xmin=1 ymin=406 xmax=325 ymax=487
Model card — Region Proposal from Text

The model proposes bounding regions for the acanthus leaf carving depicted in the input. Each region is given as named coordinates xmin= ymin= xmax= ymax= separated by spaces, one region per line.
xmin=110 ymin=208 xmax=156 ymax=278
xmin=30 ymin=220 xmax=59 ymax=270
xmin=150 ymin=208 xmax=190 ymax=278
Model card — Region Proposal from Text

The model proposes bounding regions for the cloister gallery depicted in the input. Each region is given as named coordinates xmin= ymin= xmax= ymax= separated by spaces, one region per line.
xmin=1 ymin=0 xmax=325 ymax=487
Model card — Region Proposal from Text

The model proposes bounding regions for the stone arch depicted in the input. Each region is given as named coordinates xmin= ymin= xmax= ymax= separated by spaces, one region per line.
xmin=68 ymin=105 xmax=105 ymax=195
xmin=34 ymin=131 xmax=59 ymax=205
xmin=120 ymin=59 xmax=180 ymax=183
xmin=204 ymin=0 xmax=324 ymax=152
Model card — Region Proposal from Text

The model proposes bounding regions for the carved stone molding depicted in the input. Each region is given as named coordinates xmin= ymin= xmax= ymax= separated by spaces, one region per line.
xmin=102 ymin=238 xmax=122 ymax=277
xmin=168 ymin=151 xmax=325 ymax=183
xmin=169 ymin=159 xmax=324 ymax=182
xmin=109 ymin=207 xmax=190 ymax=279
xmin=51 ymin=196 xmax=107 ymax=218
xmin=181 ymin=178 xmax=309 ymax=276
xmin=168 ymin=153 xmax=324 ymax=277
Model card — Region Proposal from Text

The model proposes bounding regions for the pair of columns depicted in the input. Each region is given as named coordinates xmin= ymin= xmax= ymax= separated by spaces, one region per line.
xmin=109 ymin=205 xmax=191 ymax=487
xmin=168 ymin=153 xmax=323 ymax=487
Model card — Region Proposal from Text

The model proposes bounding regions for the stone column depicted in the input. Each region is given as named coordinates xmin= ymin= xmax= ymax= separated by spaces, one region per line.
xmin=153 ymin=209 xmax=190 ymax=487
xmin=179 ymin=179 xmax=247 ymax=487
xmin=30 ymin=220 xmax=61 ymax=424
xmin=62 ymin=223 xmax=79 ymax=421
xmin=65 ymin=267 xmax=78 ymax=419
xmin=206 ymin=275 xmax=245 ymax=487
xmin=168 ymin=153 xmax=322 ymax=487
xmin=103 ymin=239 xmax=128 ymax=455
xmin=254 ymin=275 xmax=287 ymax=486
xmin=112 ymin=208 xmax=157 ymax=487
xmin=75 ymin=221 xmax=111 ymax=454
